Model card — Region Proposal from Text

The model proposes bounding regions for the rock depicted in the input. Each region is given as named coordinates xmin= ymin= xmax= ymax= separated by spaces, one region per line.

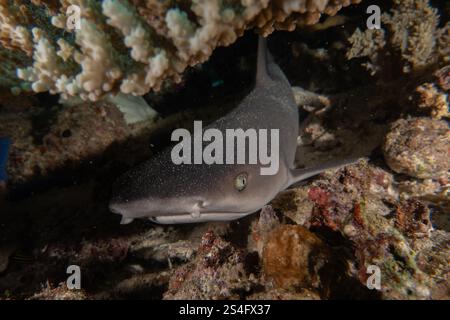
xmin=248 ymin=205 xmax=280 ymax=256
xmin=383 ymin=118 xmax=450 ymax=179
xmin=0 ymin=244 xmax=16 ymax=273
xmin=247 ymin=288 xmax=321 ymax=300
xmin=2 ymin=102 xmax=129 ymax=184
xmin=395 ymin=198 xmax=433 ymax=238
xmin=163 ymin=231 xmax=256 ymax=300
xmin=262 ymin=225 xmax=331 ymax=291
xmin=271 ymin=188 xmax=314 ymax=226
xmin=290 ymin=161 xmax=437 ymax=299
xmin=29 ymin=282 xmax=87 ymax=300
xmin=415 ymin=230 xmax=450 ymax=299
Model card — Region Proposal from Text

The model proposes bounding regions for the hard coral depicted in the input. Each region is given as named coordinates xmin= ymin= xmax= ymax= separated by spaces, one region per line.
xmin=415 ymin=66 xmax=450 ymax=119
xmin=347 ymin=0 xmax=448 ymax=75
xmin=0 ymin=0 xmax=361 ymax=101
xmin=0 ymin=0 xmax=33 ymax=56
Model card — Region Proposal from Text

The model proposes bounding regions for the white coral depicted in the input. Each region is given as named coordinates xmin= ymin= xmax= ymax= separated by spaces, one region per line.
xmin=17 ymin=28 xmax=65 ymax=93
xmin=72 ymin=19 xmax=121 ymax=100
xmin=7 ymin=0 xmax=360 ymax=100
xmin=103 ymin=0 xmax=153 ymax=63
xmin=0 ymin=0 xmax=33 ymax=55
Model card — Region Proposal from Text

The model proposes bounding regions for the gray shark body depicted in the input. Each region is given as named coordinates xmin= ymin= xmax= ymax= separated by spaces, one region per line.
xmin=110 ymin=36 xmax=354 ymax=224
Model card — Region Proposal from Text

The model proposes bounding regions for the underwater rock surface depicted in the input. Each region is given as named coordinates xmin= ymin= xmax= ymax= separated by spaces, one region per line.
xmin=0 ymin=0 xmax=449 ymax=300
xmin=383 ymin=118 xmax=449 ymax=179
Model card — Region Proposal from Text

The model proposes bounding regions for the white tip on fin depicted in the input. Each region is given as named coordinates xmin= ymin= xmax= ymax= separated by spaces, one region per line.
xmin=120 ymin=217 xmax=134 ymax=225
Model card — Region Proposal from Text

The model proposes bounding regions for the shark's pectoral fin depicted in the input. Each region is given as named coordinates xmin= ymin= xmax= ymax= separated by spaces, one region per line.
xmin=288 ymin=157 xmax=360 ymax=186
xmin=120 ymin=217 xmax=134 ymax=225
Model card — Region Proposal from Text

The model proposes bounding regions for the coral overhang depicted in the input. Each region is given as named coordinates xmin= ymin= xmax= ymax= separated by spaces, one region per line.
xmin=0 ymin=0 xmax=361 ymax=101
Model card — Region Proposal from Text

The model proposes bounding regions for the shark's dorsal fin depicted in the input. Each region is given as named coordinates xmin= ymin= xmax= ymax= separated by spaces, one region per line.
xmin=256 ymin=35 xmax=271 ymax=86
xmin=256 ymin=35 xmax=291 ymax=87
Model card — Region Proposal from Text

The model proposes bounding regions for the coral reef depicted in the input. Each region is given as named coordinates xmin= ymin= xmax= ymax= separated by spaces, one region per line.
xmin=246 ymin=288 xmax=321 ymax=300
xmin=163 ymin=231 xmax=256 ymax=300
xmin=29 ymin=282 xmax=88 ymax=300
xmin=347 ymin=0 xmax=449 ymax=75
xmin=415 ymin=66 xmax=450 ymax=119
xmin=0 ymin=153 xmax=448 ymax=300
xmin=0 ymin=101 xmax=129 ymax=183
xmin=383 ymin=118 xmax=450 ymax=179
xmin=0 ymin=1 xmax=448 ymax=301
xmin=283 ymin=162 xmax=444 ymax=299
xmin=0 ymin=0 xmax=361 ymax=101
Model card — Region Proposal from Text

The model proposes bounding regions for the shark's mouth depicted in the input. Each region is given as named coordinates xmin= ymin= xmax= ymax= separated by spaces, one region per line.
xmin=148 ymin=211 xmax=255 ymax=224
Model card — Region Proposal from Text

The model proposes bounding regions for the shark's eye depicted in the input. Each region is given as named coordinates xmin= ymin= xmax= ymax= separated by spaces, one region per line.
xmin=234 ymin=172 xmax=248 ymax=191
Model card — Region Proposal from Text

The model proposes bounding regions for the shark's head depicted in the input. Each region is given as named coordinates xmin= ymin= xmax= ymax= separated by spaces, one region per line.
xmin=109 ymin=150 xmax=287 ymax=224
xmin=109 ymin=36 xmax=359 ymax=225
xmin=109 ymin=36 xmax=296 ymax=224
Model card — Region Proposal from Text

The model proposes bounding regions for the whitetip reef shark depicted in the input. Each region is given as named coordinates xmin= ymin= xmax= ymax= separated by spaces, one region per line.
xmin=110 ymin=36 xmax=357 ymax=224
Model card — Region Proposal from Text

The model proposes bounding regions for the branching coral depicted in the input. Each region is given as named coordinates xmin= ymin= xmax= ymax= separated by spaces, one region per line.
xmin=346 ymin=28 xmax=385 ymax=76
xmin=415 ymin=66 xmax=450 ymax=119
xmin=0 ymin=0 xmax=33 ymax=56
xmin=347 ymin=0 xmax=449 ymax=74
xmin=0 ymin=0 xmax=361 ymax=101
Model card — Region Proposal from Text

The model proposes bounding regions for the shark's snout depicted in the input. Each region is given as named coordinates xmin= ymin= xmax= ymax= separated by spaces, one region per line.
xmin=108 ymin=201 xmax=125 ymax=215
